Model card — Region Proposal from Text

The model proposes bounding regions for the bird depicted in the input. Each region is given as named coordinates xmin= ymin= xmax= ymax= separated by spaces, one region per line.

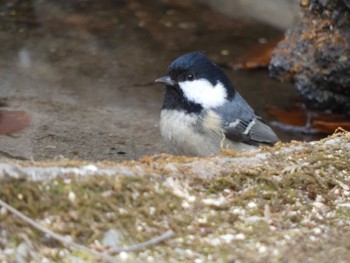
xmin=155 ymin=52 xmax=279 ymax=156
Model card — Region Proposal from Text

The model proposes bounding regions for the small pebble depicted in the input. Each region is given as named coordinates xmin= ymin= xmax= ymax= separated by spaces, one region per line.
xmin=0 ymin=207 xmax=7 ymax=216
xmin=258 ymin=245 xmax=267 ymax=253
xmin=220 ymin=49 xmax=230 ymax=56
xmin=313 ymin=228 xmax=322 ymax=235
xmin=247 ymin=202 xmax=257 ymax=208
xmin=149 ymin=206 xmax=156 ymax=215
xmin=182 ymin=201 xmax=191 ymax=208
xmin=41 ymin=258 xmax=50 ymax=263
xmin=102 ymin=229 xmax=122 ymax=247
xmin=68 ymin=191 xmax=76 ymax=203
xmin=119 ymin=251 xmax=129 ymax=260
xmin=235 ymin=233 xmax=246 ymax=240
xmin=258 ymin=37 xmax=267 ymax=44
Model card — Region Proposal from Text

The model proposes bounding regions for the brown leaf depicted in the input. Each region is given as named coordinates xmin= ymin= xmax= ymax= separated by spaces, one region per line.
xmin=0 ymin=100 xmax=8 ymax=107
xmin=0 ymin=110 xmax=30 ymax=135
xmin=266 ymin=106 xmax=306 ymax=126
xmin=65 ymin=14 xmax=92 ymax=28
xmin=231 ymin=37 xmax=282 ymax=70
xmin=267 ymin=105 xmax=350 ymax=134
xmin=313 ymin=120 xmax=350 ymax=133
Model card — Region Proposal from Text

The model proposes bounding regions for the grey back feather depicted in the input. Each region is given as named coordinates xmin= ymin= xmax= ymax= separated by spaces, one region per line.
xmin=246 ymin=119 xmax=279 ymax=145
xmin=213 ymin=93 xmax=279 ymax=146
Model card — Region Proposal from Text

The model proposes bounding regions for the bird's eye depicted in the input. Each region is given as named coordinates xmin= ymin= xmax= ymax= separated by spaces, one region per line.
xmin=186 ymin=73 xmax=195 ymax=81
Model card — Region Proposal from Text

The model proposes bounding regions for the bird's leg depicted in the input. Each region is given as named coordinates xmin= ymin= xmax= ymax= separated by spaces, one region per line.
xmin=300 ymin=105 xmax=320 ymax=134
xmin=305 ymin=110 xmax=313 ymax=130
xmin=270 ymin=106 xmax=320 ymax=135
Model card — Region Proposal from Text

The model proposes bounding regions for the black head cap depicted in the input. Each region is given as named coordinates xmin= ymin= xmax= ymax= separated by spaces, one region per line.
xmin=167 ymin=52 xmax=236 ymax=99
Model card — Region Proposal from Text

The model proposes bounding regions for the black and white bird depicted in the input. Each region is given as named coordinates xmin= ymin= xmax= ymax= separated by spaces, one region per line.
xmin=155 ymin=52 xmax=279 ymax=156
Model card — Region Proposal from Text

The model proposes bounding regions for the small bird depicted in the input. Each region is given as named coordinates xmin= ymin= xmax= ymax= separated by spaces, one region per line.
xmin=155 ymin=52 xmax=279 ymax=156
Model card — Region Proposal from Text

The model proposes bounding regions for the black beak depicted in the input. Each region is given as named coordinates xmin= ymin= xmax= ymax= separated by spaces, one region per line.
xmin=154 ymin=76 xmax=176 ymax=86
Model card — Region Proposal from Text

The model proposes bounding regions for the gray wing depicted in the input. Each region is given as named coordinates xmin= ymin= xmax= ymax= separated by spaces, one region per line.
xmin=213 ymin=93 xmax=279 ymax=146
xmin=225 ymin=117 xmax=280 ymax=146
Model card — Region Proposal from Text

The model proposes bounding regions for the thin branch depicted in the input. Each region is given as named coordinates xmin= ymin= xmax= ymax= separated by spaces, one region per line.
xmin=0 ymin=198 xmax=117 ymax=262
xmin=107 ymin=230 xmax=174 ymax=254
xmin=0 ymin=197 xmax=175 ymax=260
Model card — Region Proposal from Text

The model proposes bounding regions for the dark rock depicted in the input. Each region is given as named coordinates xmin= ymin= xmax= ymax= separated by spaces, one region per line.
xmin=269 ymin=0 xmax=350 ymax=114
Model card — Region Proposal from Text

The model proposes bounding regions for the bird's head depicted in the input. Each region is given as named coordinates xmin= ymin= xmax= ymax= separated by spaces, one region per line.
xmin=155 ymin=52 xmax=235 ymax=109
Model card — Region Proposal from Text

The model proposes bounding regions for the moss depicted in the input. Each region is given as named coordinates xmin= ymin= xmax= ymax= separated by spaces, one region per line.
xmin=0 ymin=132 xmax=349 ymax=262
xmin=0 ymin=174 xmax=185 ymax=250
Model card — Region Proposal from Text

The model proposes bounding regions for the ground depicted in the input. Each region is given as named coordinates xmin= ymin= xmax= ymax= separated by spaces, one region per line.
xmin=0 ymin=132 xmax=349 ymax=262
xmin=0 ymin=0 xmax=301 ymax=162
xmin=1 ymin=1 xmax=349 ymax=262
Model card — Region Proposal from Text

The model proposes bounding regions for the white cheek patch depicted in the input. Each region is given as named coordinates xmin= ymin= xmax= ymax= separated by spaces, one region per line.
xmin=178 ymin=79 xmax=227 ymax=108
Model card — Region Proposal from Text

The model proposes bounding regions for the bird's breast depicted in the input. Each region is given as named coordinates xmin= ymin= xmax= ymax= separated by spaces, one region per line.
xmin=160 ymin=109 xmax=200 ymax=142
xmin=159 ymin=109 xmax=224 ymax=156
xmin=201 ymin=110 xmax=222 ymax=134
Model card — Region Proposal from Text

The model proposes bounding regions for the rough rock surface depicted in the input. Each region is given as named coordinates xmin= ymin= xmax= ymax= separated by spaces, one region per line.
xmin=0 ymin=132 xmax=349 ymax=262
xmin=269 ymin=0 xmax=350 ymax=114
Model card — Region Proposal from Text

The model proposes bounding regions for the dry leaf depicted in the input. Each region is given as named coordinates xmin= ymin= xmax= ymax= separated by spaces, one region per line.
xmin=267 ymin=105 xmax=350 ymax=134
xmin=232 ymin=37 xmax=282 ymax=70
xmin=0 ymin=110 xmax=30 ymax=135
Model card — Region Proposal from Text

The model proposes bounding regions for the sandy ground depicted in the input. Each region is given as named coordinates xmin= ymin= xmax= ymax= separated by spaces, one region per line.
xmin=0 ymin=0 xmax=299 ymax=162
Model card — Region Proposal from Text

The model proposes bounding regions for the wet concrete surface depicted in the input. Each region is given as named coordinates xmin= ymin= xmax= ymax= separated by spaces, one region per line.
xmin=0 ymin=0 xmax=300 ymax=161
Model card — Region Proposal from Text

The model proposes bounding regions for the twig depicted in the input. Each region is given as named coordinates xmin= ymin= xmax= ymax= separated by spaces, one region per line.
xmin=107 ymin=230 xmax=174 ymax=254
xmin=0 ymin=197 xmax=175 ymax=259
xmin=0 ymin=198 xmax=117 ymax=262
xmin=0 ymin=150 xmax=29 ymax=160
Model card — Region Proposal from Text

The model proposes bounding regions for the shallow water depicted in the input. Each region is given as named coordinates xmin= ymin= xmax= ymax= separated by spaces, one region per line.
xmin=0 ymin=0 xmax=308 ymax=161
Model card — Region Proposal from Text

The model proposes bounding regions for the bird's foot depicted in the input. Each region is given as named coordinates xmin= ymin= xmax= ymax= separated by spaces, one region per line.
xmin=270 ymin=121 xmax=323 ymax=135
